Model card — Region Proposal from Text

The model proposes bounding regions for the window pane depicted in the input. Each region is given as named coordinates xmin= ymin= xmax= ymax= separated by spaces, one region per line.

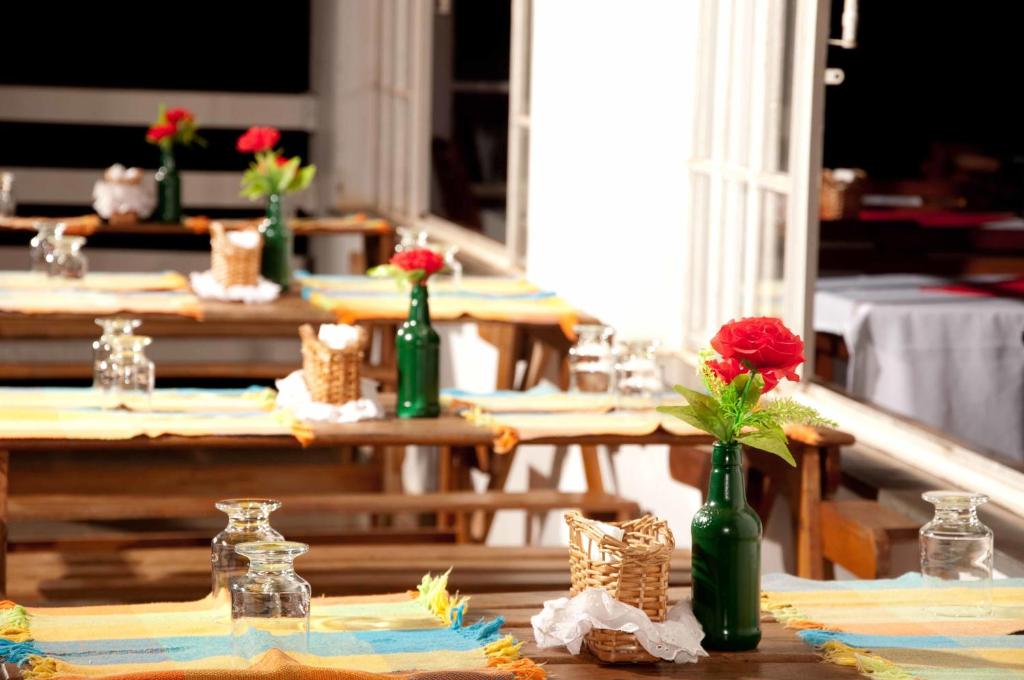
xmin=429 ymin=0 xmax=511 ymax=242
xmin=774 ymin=0 xmax=796 ymax=172
xmin=758 ymin=189 xmax=787 ymax=316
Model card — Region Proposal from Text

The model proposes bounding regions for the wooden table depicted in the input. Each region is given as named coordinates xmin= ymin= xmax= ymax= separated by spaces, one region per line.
xmin=479 ymin=588 xmax=856 ymax=678
xmin=0 ymin=214 xmax=397 ymax=268
xmin=0 ymin=294 xmax=572 ymax=388
xmin=0 ymin=417 xmax=854 ymax=595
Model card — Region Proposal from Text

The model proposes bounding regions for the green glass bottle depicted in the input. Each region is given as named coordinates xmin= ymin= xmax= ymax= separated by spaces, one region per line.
xmin=396 ymin=283 xmax=440 ymax=418
xmin=691 ymin=440 xmax=762 ymax=651
xmin=154 ymin=146 xmax=181 ymax=223
xmin=259 ymin=192 xmax=292 ymax=288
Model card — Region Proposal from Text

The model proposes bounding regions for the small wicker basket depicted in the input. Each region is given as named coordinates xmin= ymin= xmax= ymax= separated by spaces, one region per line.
xmin=211 ymin=221 xmax=262 ymax=287
xmin=820 ymin=168 xmax=867 ymax=221
xmin=566 ymin=511 xmax=675 ymax=664
xmin=299 ymin=323 xmax=366 ymax=404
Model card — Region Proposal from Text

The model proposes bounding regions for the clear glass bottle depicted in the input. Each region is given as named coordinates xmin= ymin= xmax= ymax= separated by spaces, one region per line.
xmin=920 ymin=491 xmax=994 ymax=617
xmin=231 ymin=541 xmax=311 ymax=660
xmin=568 ymin=324 xmax=616 ymax=393
xmin=107 ymin=334 xmax=155 ymax=409
xmin=0 ymin=172 xmax=15 ymax=217
xmin=30 ymin=221 xmax=65 ymax=273
xmin=92 ymin=318 xmax=142 ymax=392
xmin=211 ymin=499 xmax=284 ymax=600
xmin=48 ymin=234 xmax=88 ymax=278
xmin=614 ymin=339 xmax=665 ymax=406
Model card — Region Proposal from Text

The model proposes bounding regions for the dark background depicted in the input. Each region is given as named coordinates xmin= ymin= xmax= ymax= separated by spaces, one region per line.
xmin=823 ymin=0 xmax=1024 ymax=181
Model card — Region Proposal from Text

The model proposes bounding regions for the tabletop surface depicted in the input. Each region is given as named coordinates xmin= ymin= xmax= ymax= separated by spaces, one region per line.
xmin=478 ymin=588 xmax=855 ymax=679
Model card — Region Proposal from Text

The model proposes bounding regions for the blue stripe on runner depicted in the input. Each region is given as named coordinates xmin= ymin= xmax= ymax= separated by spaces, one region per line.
xmin=37 ymin=618 xmax=506 ymax=666
xmin=801 ymin=629 xmax=1024 ymax=651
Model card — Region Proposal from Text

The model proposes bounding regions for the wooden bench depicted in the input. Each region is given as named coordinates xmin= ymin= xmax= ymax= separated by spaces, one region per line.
xmin=7 ymin=544 xmax=692 ymax=605
xmin=8 ymin=491 xmax=641 ymax=545
xmin=819 ymin=499 xmax=920 ymax=578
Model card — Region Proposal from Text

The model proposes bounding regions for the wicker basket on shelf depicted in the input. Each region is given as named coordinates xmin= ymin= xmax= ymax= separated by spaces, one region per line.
xmin=566 ymin=511 xmax=675 ymax=664
xmin=820 ymin=168 xmax=867 ymax=221
xmin=299 ymin=323 xmax=366 ymax=404
xmin=210 ymin=221 xmax=262 ymax=287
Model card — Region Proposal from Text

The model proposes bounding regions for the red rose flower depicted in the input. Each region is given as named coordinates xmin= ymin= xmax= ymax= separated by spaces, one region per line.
xmin=146 ymin=123 xmax=177 ymax=143
xmin=237 ymin=126 xmax=281 ymax=153
xmin=707 ymin=357 xmax=780 ymax=393
xmin=165 ymin=107 xmax=194 ymax=125
xmin=390 ymin=248 xmax=445 ymax=279
xmin=276 ymin=155 xmax=292 ymax=167
xmin=711 ymin=317 xmax=804 ymax=385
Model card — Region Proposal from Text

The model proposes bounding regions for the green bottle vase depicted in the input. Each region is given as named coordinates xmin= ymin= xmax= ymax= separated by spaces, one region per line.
xmin=259 ymin=192 xmax=292 ymax=288
xmin=691 ymin=441 xmax=762 ymax=651
xmin=154 ymin=146 xmax=182 ymax=223
xmin=396 ymin=283 xmax=440 ymax=418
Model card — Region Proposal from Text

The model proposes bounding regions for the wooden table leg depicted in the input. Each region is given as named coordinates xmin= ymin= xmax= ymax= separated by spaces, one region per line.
xmin=437 ymin=445 xmax=453 ymax=529
xmin=580 ymin=445 xmax=606 ymax=495
xmin=0 ymin=450 xmax=8 ymax=599
xmin=795 ymin=445 xmax=825 ymax=579
xmin=477 ymin=323 xmax=523 ymax=390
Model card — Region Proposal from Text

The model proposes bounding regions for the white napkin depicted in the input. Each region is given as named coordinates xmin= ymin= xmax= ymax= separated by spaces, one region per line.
xmin=189 ymin=270 xmax=280 ymax=304
xmin=586 ymin=521 xmax=625 ymax=561
xmin=226 ymin=229 xmax=261 ymax=249
xmin=531 ymin=589 xmax=707 ymax=664
xmin=275 ymin=370 xmax=381 ymax=423
xmin=317 ymin=324 xmax=362 ymax=350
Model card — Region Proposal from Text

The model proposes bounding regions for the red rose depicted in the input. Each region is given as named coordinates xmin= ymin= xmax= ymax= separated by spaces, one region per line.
xmin=390 ymin=248 xmax=445 ymax=278
xmin=146 ymin=123 xmax=177 ymax=143
xmin=276 ymin=155 xmax=292 ymax=167
xmin=707 ymin=357 xmax=780 ymax=393
xmin=711 ymin=317 xmax=804 ymax=384
xmin=165 ymin=107 xmax=194 ymax=125
xmin=237 ymin=126 xmax=281 ymax=153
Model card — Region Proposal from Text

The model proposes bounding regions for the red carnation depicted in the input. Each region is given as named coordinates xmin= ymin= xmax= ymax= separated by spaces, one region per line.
xmin=146 ymin=123 xmax=177 ymax=143
xmin=711 ymin=317 xmax=804 ymax=386
xmin=390 ymin=248 xmax=445 ymax=280
xmin=707 ymin=357 xmax=780 ymax=394
xmin=165 ymin=107 xmax=194 ymax=125
xmin=237 ymin=126 xmax=281 ymax=154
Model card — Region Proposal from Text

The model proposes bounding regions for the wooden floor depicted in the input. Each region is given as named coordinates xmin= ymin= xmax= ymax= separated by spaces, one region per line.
xmin=7 ymin=544 xmax=693 ymax=606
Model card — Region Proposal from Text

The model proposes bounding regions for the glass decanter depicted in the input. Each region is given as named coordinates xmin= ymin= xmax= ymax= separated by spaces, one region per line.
xmin=48 ymin=234 xmax=88 ymax=278
xmin=614 ymin=339 xmax=665 ymax=406
xmin=30 ymin=221 xmax=65 ymax=273
xmin=568 ymin=324 xmax=616 ymax=393
xmin=920 ymin=491 xmax=994 ymax=617
xmin=212 ymin=499 xmax=285 ymax=600
xmin=107 ymin=334 xmax=155 ymax=409
xmin=93 ymin=318 xmax=142 ymax=392
xmin=231 ymin=541 xmax=311 ymax=660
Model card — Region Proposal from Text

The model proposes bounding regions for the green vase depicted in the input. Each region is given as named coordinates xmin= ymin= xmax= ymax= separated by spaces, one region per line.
xmin=259 ymin=192 xmax=292 ymax=288
xmin=691 ymin=441 xmax=762 ymax=651
xmin=154 ymin=146 xmax=181 ymax=223
xmin=396 ymin=283 xmax=440 ymax=418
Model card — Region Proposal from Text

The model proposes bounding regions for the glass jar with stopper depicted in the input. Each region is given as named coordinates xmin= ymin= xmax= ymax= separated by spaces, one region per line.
xmin=106 ymin=334 xmax=155 ymax=409
xmin=211 ymin=499 xmax=285 ymax=601
xmin=29 ymin=221 xmax=65 ymax=273
xmin=93 ymin=318 xmax=142 ymax=395
xmin=231 ymin=541 xmax=311 ymax=660
xmin=920 ymin=491 xmax=994 ymax=617
xmin=568 ymin=324 xmax=616 ymax=393
xmin=47 ymin=234 xmax=88 ymax=278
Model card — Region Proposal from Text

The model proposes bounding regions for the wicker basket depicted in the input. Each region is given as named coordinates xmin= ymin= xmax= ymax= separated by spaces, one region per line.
xmin=566 ymin=511 xmax=675 ymax=664
xmin=299 ymin=323 xmax=366 ymax=404
xmin=211 ymin=221 xmax=262 ymax=287
xmin=820 ymin=168 xmax=867 ymax=221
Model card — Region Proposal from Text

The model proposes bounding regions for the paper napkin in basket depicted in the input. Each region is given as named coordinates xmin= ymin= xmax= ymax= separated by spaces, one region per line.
xmin=532 ymin=589 xmax=707 ymax=663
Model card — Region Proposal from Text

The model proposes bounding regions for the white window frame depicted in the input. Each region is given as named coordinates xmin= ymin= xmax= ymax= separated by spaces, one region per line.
xmin=371 ymin=0 xmax=531 ymax=274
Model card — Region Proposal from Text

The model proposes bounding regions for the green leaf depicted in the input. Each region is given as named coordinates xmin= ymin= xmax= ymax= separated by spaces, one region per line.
xmin=368 ymin=264 xmax=399 ymax=279
xmin=666 ymin=386 xmax=732 ymax=441
xmin=729 ymin=372 xmax=764 ymax=413
xmin=656 ymin=405 xmax=709 ymax=434
xmin=289 ymin=164 xmax=316 ymax=193
xmin=738 ymin=429 xmax=796 ymax=466
xmin=276 ymin=156 xmax=299 ymax=193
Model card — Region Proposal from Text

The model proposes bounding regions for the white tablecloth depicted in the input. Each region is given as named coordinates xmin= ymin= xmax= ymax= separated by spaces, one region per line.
xmin=815 ymin=275 xmax=1024 ymax=461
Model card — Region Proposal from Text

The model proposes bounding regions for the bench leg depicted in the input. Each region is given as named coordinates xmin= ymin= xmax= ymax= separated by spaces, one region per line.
xmin=795 ymin=445 xmax=825 ymax=579
xmin=580 ymin=445 xmax=605 ymax=494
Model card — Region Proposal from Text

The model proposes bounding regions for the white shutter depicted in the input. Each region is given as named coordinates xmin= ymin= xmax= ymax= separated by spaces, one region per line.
xmin=684 ymin=0 xmax=830 ymax=370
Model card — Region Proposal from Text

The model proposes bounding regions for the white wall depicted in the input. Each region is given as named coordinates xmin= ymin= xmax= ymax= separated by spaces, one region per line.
xmin=526 ymin=0 xmax=700 ymax=348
